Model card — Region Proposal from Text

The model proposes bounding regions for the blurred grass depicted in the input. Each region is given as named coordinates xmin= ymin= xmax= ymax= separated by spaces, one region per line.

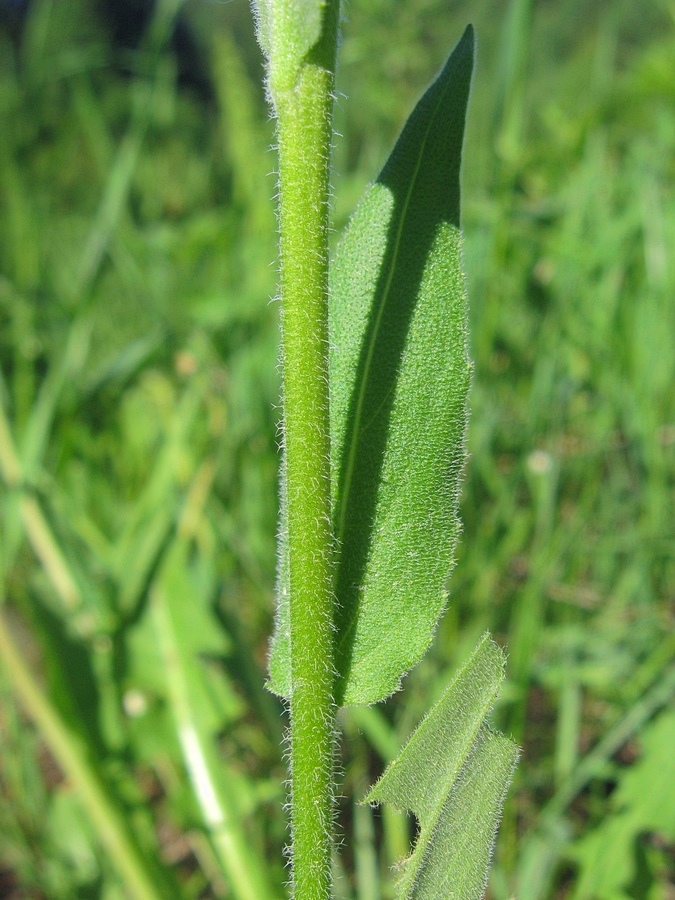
xmin=1 ymin=0 xmax=673 ymax=897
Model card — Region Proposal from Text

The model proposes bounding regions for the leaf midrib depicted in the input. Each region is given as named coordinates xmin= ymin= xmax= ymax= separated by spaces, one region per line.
xmin=334 ymin=71 xmax=454 ymax=554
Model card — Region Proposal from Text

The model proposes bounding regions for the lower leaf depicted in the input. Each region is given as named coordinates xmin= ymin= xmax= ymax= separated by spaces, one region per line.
xmin=365 ymin=634 xmax=519 ymax=899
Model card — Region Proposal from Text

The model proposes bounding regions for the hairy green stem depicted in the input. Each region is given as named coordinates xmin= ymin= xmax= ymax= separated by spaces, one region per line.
xmin=272 ymin=5 xmax=341 ymax=897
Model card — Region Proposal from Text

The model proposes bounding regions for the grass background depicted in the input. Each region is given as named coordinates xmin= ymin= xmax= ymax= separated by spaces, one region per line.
xmin=0 ymin=0 xmax=673 ymax=897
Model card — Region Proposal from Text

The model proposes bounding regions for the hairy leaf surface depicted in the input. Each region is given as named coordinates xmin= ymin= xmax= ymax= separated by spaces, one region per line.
xmin=269 ymin=26 xmax=475 ymax=704
xmin=365 ymin=635 xmax=519 ymax=899
xmin=252 ymin=0 xmax=325 ymax=95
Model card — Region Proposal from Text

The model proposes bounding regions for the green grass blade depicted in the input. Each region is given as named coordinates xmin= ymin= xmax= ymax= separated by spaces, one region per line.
xmin=152 ymin=540 xmax=279 ymax=900
xmin=0 ymin=610 xmax=171 ymax=900
xmin=0 ymin=396 xmax=81 ymax=612
xmin=515 ymin=662 xmax=675 ymax=899
xmin=365 ymin=635 xmax=518 ymax=899
xmin=569 ymin=707 xmax=675 ymax=899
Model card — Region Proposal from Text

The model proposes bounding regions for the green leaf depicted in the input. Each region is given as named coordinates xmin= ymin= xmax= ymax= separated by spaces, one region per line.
xmin=569 ymin=706 xmax=675 ymax=899
xmin=269 ymin=26 xmax=475 ymax=704
xmin=252 ymin=0 xmax=327 ymax=95
xmin=365 ymin=635 xmax=519 ymax=900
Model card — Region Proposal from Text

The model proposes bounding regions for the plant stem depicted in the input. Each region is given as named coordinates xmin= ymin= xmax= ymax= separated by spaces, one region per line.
xmin=274 ymin=5 xmax=341 ymax=897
